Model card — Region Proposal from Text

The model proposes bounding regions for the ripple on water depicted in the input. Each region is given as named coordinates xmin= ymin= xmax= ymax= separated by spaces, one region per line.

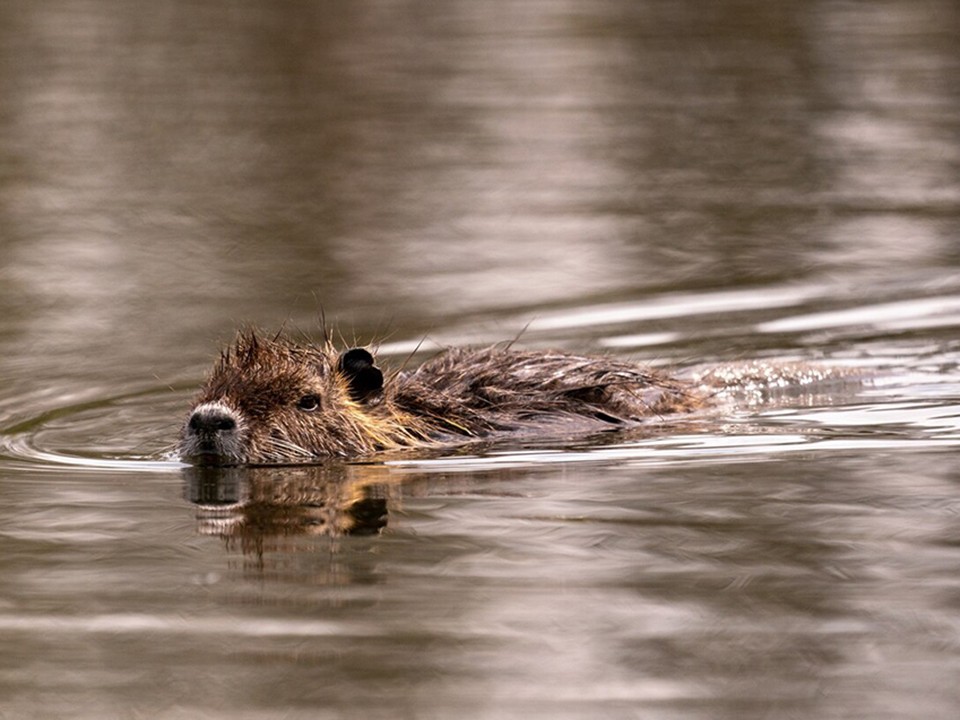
xmin=0 ymin=385 xmax=188 ymax=474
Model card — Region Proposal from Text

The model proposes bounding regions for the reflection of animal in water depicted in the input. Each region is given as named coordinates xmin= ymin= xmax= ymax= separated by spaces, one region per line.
xmin=185 ymin=462 xmax=534 ymax=554
xmin=185 ymin=464 xmax=390 ymax=557
xmin=178 ymin=329 xmax=857 ymax=466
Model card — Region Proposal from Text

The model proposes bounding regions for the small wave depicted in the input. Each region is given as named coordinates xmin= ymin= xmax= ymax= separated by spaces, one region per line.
xmin=383 ymin=424 xmax=960 ymax=474
xmin=758 ymin=295 xmax=960 ymax=334
xmin=0 ymin=386 xmax=187 ymax=473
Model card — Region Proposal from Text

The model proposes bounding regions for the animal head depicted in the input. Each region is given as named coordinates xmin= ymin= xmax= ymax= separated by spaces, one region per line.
xmin=178 ymin=332 xmax=386 ymax=465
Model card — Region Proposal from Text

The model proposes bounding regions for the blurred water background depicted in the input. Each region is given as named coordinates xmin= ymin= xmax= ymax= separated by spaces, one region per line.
xmin=1 ymin=1 xmax=960 ymax=718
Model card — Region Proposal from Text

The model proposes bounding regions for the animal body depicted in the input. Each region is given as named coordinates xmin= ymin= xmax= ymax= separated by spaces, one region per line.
xmin=178 ymin=331 xmax=705 ymax=465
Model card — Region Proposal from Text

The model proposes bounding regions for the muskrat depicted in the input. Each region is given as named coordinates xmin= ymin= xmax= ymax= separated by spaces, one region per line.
xmin=178 ymin=330 xmax=706 ymax=465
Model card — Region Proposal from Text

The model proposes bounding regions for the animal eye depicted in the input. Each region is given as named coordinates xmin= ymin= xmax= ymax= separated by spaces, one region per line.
xmin=297 ymin=394 xmax=321 ymax=412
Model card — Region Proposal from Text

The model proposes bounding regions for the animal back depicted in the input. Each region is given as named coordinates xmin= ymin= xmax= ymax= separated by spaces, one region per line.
xmin=391 ymin=346 xmax=702 ymax=437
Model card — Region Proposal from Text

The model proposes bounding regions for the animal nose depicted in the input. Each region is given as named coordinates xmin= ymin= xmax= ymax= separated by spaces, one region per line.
xmin=187 ymin=404 xmax=238 ymax=435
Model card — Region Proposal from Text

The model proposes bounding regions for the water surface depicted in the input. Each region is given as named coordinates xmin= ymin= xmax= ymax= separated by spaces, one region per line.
xmin=2 ymin=1 xmax=960 ymax=718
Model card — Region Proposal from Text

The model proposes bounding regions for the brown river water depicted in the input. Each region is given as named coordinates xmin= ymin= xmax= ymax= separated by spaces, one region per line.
xmin=2 ymin=1 xmax=960 ymax=718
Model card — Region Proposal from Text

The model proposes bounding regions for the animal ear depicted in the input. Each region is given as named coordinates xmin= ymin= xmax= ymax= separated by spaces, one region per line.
xmin=337 ymin=348 xmax=384 ymax=403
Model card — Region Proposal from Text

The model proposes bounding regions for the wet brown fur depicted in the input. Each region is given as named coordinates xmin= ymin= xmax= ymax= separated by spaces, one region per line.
xmin=179 ymin=330 xmax=704 ymax=465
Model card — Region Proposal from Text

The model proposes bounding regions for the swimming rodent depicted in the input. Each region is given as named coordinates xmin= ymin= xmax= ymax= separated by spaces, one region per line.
xmin=178 ymin=330 xmax=706 ymax=466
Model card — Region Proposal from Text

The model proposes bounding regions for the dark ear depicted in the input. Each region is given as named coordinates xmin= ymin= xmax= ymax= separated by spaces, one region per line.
xmin=338 ymin=348 xmax=384 ymax=403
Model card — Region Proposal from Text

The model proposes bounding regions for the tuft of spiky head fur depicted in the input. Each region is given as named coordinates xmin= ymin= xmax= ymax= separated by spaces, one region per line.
xmin=178 ymin=330 xmax=704 ymax=465
xmin=179 ymin=331 xmax=429 ymax=464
